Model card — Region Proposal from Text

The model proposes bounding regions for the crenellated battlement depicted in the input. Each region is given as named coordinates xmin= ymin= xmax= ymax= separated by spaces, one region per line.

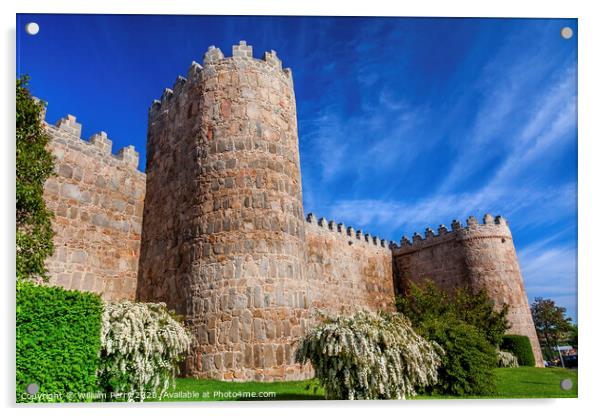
xmin=149 ymin=41 xmax=293 ymax=120
xmin=305 ymin=212 xmax=389 ymax=249
xmin=391 ymin=213 xmax=511 ymax=253
xmin=39 ymin=104 xmax=143 ymax=172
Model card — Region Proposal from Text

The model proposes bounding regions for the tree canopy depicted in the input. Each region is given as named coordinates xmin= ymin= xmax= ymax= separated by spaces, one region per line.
xmin=396 ymin=281 xmax=510 ymax=347
xmin=16 ymin=76 xmax=55 ymax=281
xmin=530 ymin=297 xmax=573 ymax=360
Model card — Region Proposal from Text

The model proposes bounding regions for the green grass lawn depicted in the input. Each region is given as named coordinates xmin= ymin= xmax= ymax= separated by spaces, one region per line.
xmin=154 ymin=367 xmax=577 ymax=402
xmin=151 ymin=378 xmax=325 ymax=401
xmin=488 ymin=367 xmax=577 ymax=399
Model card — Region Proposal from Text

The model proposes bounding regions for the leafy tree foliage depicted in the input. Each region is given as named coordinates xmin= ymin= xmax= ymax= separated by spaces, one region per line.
xmin=16 ymin=76 xmax=55 ymax=281
xmin=396 ymin=281 xmax=504 ymax=395
xmin=395 ymin=281 xmax=509 ymax=347
xmin=530 ymin=297 xmax=573 ymax=361
xmin=566 ymin=324 xmax=578 ymax=348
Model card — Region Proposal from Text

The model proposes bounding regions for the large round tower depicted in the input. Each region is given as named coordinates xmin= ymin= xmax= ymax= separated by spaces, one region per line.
xmin=137 ymin=41 xmax=312 ymax=380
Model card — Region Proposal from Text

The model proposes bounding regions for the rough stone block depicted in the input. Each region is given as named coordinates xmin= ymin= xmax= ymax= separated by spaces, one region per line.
xmin=89 ymin=131 xmax=113 ymax=154
xmin=56 ymin=114 xmax=82 ymax=138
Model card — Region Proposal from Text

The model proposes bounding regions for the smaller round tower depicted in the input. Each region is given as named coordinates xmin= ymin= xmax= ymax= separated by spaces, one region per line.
xmin=391 ymin=214 xmax=544 ymax=367
xmin=461 ymin=214 xmax=544 ymax=367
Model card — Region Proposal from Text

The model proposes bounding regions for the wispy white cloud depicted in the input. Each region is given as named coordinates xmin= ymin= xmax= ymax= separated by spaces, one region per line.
xmin=300 ymin=106 xmax=350 ymax=181
xmin=298 ymin=20 xmax=432 ymax=186
xmin=437 ymin=33 xmax=575 ymax=193
xmin=486 ymin=67 xmax=577 ymax=188
xmin=300 ymin=87 xmax=430 ymax=183
xmin=517 ymin=235 xmax=578 ymax=321
xmin=324 ymin=181 xmax=575 ymax=237
xmin=297 ymin=20 xmax=578 ymax=320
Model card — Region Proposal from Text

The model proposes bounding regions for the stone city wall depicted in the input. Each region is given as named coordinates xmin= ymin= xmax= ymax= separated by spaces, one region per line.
xmin=304 ymin=213 xmax=395 ymax=315
xmin=42 ymin=112 xmax=145 ymax=300
xmin=34 ymin=41 xmax=546 ymax=380
xmin=391 ymin=214 xmax=544 ymax=367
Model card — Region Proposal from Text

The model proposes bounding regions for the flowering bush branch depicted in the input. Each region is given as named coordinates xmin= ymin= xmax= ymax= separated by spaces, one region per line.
xmin=497 ymin=350 xmax=519 ymax=368
xmin=295 ymin=311 xmax=442 ymax=400
xmin=98 ymin=301 xmax=194 ymax=401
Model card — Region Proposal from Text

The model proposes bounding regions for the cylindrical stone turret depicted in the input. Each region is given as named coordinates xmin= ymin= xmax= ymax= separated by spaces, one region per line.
xmin=461 ymin=217 xmax=544 ymax=367
xmin=392 ymin=215 xmax=544 ymax=367
xmin=137 ymin=42 xmax=312 ymax=380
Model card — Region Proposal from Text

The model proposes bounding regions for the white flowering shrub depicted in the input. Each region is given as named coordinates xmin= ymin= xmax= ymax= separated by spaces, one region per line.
xmin=98 ymin=301 xmax=194 ymax=401
xmin=295 ymin=311 xmax=443 ymax=400
xmin=497 ymin=350 xmax=519 ymax=368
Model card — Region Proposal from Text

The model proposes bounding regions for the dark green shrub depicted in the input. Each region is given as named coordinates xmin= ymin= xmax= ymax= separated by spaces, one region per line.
xmin=16 ymin=76 xmax=55 ymax=281
xmin=396 ymin=281 xmax=501 ymax=396
xmin=415 ymin=315 xmax=497 ymax=396
xmin=16 ymin=282 xmax=103 ymax=402
xmin=396 ymin=281 xmax=509 ymax=347
xmin=501 ymin=335 xmax=535 ymax=367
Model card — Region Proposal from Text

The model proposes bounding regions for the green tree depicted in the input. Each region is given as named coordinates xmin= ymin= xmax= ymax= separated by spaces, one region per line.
xmin=417 ymin=315 xmax=497 ymax=396
xmin=566 ymin=324 xmax=578 ymax=348
xmin=530 ymin=297 xmax=573 ymax=363
xmin=396 ymin=281 xmax=509 ymax=347
xmin=396 ymin=281 xmax=505 ymax=395
xmin=16 ymin=76 xmax=55 ymax=281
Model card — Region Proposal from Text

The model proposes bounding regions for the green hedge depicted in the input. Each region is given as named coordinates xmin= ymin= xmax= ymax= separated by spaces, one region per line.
xmin=16 ymin=282 xmax=103 ymax=402
xmin=501 ymin=335 xmax=535 ymax=367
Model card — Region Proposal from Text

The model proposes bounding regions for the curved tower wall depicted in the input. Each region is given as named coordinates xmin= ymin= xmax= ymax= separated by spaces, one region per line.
xmin=392 ymin=214 xmax=544 ymax=367
xmin=137 ymin=42 xmax=312 ymax=381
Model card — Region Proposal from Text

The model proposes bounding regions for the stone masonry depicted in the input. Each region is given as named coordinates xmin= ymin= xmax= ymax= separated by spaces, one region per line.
xmin=305 ymin=213 xmax=395 ymax=315
xmin=42 ymin=41 xmax=544 ymax=380
xmin=42 ymin=112 xmax=145 ymax=300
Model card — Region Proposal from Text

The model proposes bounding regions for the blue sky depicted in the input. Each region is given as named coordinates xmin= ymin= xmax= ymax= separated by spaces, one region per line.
xmin=16 ymin=14 xmax=578 ymax=321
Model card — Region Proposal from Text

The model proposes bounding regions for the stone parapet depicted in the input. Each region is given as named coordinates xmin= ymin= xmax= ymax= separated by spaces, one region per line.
xmin=304 ymin=213 xmax=395 ymax=316
xmin=390 ymin=214 xmax=511 ymax=254
xmin=41 ymin=105 xmax=146 ymax=301
xmin=304 ymin=213 xmax=389 ymax=249
xmin=148 ymin=41 xmax=294 ymax=126
xmin=47 ymin=114 xmax=142 ymax=172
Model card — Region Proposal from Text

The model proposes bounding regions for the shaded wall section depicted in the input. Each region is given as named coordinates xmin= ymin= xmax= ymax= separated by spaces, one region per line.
xmin=42 ymin=112 xmax=145 ymax=300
